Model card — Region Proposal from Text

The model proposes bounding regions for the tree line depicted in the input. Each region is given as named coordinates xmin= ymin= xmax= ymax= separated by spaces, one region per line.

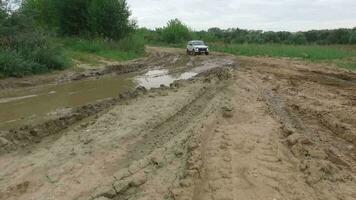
xmin=199 ymin=27 xmax=356 ymax=45
xmin=140 ymin=19 xmax=356 ymax=45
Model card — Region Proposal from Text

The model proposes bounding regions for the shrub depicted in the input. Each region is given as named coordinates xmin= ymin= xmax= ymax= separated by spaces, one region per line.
xmin=0 ymin=50 xmax=33 ymax=77
xmin=158 ymin=19 xmax=192 ymax=44
xmin=0 ymin=11 xmax=69 ymax=77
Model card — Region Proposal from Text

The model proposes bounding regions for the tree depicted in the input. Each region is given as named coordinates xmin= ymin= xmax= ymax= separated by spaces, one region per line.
xmin=327 ymin=29 xmax=350 ymax=44
xmin=208 ymin=27 xmax=224 ymax=39
xmin=0 ymin=2 xmax=6 ymax=20
xmin=337 ymin=29 xmax=351 ymax=44
xmin=22 ymin=0 xmax=59 ymax=29
xmin=54 ymin=0 xmax=89 ymax=36
xmin=196 ymin=30 xmax=217 ymax=42
xmin=159 ymin=19 xmax=192 ymax=44
xmin=263 ymin=31 xmax=281 ymax=43
xmin=304 ymin=30 xmax=319 ymax=44
xmin=246 ymin=30 xmax=263 ymax=44
xmin=349 ymin=29 xmax=356 ymax=44
xmin=88 ymin=0 xmax=132 ymax=39
xmin=276 ymin=31 xmax=292 ymax=43
xmin=22 ymin=0 xmax=134 ymax=39
xmin=230 ymin=28 xmax=248 ymax=44
xmin=288 ymin=32 xmax=307 ymax=45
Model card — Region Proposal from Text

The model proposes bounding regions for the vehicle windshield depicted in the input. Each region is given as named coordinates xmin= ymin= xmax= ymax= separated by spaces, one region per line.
xmin=192 ymin=41 xmax=205 ymax=45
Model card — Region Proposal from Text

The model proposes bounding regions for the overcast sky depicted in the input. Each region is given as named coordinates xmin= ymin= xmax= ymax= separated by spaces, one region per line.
xmin=127 ymin=0 xmax=356 ymax=32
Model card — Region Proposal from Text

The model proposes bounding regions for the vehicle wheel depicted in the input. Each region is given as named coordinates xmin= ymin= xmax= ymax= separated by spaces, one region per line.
xmin=205 ymin=52 xmax=209 ymax=55
xmin=186 ymin=49 xmax=190 ymax=55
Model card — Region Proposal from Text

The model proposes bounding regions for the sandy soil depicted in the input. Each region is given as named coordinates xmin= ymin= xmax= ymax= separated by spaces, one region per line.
xmin=0 ymin=48 xmax=356 ymax=200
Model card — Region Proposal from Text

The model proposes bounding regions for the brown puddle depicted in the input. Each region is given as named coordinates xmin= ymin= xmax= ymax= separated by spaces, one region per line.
xmin=135 ymin=69 xmax=197 ymax=89
xmin=0 ymin=74 xmax=135 ymax=130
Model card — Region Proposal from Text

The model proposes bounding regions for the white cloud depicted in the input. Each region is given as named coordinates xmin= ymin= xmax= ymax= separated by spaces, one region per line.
xmin=127 ymin=0 xmax=356 ymax=31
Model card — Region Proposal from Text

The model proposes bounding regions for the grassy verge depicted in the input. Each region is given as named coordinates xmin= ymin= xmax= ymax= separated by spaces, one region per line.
xmin=0 ymin=37 xmax=146 ymax=78
xmin=58 ymin=37 xmax=146 ymax=65
xmin=211 ymin=43 xmax=356 ymax=71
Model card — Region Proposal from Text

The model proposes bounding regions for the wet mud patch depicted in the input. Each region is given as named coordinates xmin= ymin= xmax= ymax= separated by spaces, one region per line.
xmin=0 ymin=50 xmax=233 ymax=131
xmin=135 ymin=69 xmax=197 ymax=89
xmin=0 ymin=66 xmax=235 ymax=155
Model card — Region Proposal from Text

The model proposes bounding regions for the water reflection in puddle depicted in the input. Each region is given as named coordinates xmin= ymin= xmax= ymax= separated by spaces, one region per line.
xmin=136 ymin=69 xmax=198 ymax=89
xmin=0 ymin=95 xmax=39 ymax=104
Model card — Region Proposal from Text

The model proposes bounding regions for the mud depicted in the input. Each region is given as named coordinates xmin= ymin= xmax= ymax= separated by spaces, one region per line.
xmin=0 ymin=47 xmax=223 ymax=130
xmin=1 ymin=48 xmax=356 ymax=200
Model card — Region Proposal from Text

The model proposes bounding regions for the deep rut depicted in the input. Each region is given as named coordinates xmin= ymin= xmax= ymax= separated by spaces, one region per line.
xmin=127 ymin=83 xmax=223 ymax=162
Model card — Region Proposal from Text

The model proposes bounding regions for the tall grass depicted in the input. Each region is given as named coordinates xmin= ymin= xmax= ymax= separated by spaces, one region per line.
xmin=58 ymin=35 xmax=145 ymax=64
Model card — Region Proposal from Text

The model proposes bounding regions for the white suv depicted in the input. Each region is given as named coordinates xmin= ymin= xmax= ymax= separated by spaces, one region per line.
xmin=186 ymin=40 xmax=209 ymax=55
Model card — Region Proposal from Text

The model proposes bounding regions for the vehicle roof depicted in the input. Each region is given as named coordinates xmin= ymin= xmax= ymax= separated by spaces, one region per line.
xmin=188 ymin=40 xmax=204 ymax=42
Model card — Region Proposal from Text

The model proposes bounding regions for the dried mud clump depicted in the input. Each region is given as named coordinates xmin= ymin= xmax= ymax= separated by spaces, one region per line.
xmin=198 ymin=67 xmax=233 ymax=81
xmin=104 ymin=62 xmax=145 ymax=75
xmin=222 ymin=105 xmax=234 ymax=118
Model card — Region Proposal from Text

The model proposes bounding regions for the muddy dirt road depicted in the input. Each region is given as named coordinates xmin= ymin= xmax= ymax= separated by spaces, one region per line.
xmin=0 ymin=47 xmax=356 ymax=200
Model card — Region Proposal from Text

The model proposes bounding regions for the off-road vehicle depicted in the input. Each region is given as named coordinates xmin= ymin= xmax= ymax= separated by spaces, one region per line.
xmin=186 ymin=40 xmax=209 ymax=55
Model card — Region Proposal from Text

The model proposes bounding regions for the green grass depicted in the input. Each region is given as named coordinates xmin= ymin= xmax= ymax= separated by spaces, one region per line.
xmin=211 ymin=43 xmax=356 ymax=70
xmin=56 ymin=37 xmax=146 ymax=65
xmin=334 ymin=58 xmax=356 ymax=71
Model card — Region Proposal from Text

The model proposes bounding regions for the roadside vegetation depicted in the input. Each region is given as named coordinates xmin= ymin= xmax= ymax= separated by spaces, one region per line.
xmin=0 ymin=1 xmax=68 ymax=77
xmin=138 ymin=19 xmax=356 ymax=70
xmin=0 ymin=0 xmax=144 ymax=77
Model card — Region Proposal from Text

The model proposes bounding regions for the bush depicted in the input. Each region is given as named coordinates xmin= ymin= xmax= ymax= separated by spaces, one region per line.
xmin=0 ymin=50 xmax=33 ymax=77
xmin=0 ymin=11 xmax=69 ymax=77
xmin=158 ymin=19 xmax=192 ymax=44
